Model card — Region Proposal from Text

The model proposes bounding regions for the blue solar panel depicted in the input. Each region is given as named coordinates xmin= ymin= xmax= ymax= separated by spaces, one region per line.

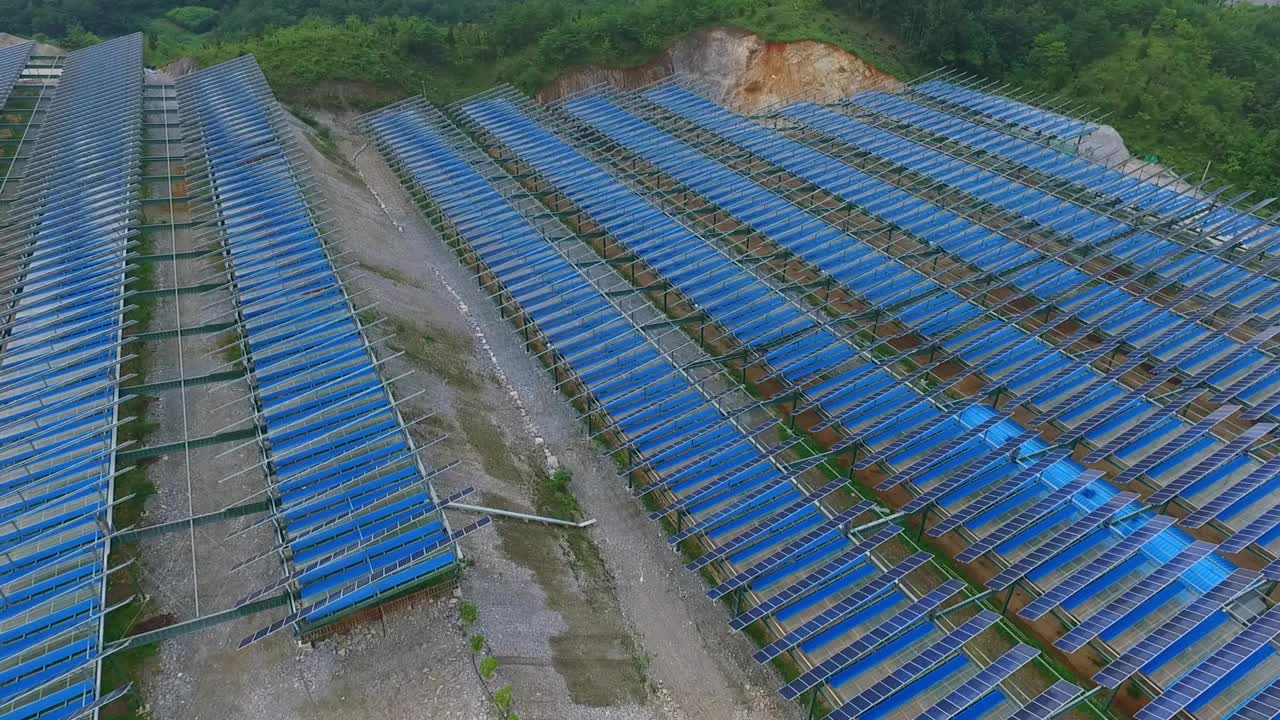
xmin=986 ymin=492 xmax=1136 ymax=592
xmin=1183 ymin=455 xmax=1280 ymax=529
xmin=1214 ymin=356 xmax=1280 ymax=404
xmin=929 ymin=449 xmax=1070 ymax=538
xmin=689 ymin=500 xmax=874 ymax=573
xmin=1055 ymin=541 xmax=1216 ymax=653
xmin=1244 ymin=392 xmax=1280 ymax=421
xmin=1111 ymin=405 xmax=1239 ymax=486
xmin=1222 ymin=504 xmax=1280 ymax=554
xmin=913 ymin=80 xmax=1096 ymax=140
xmin=1031 ymin=355 xmax=1148 ymax=427
xmin=918 ymin=644 xmax=1039 ymax=720
xmin=1148 ymin=422 xmax=1274 ymax=506
xmin=1081 ymin=390 xmax=1203 ymax=463
xmin=879 ymin=427 xmax=1028 ymax=492
xmin=851 ymin=402 xmax=991 ymax=472
xmin=1094 ymin=568 xmax=1260 ymax=688
xmin=712 ymin=519 xmax=894 ymax=602
xmin=1019 ymin=514 xmax=1174 ymax=621
xmin=0 ymin=41 xmax=30 ymax=110
xmin=1136 ymin=603 xmax=1280 ymax=720
xmin=775 ymin=578 xmax=963 ymax=698
xmin=1231 ymin=677 xmax=1280 ymax=720
xmin=957 ymin=470 xmax=1100 ymax=563
xmin=825 ymin=610 xmax=1001 ymax=720
xmin=1005 ymin=680 xmax=1081 ymax=720
xmin=728 ymin=526 xmax=903 ymax=630
xmin=238 ymin=516 xmax=492 ymax=648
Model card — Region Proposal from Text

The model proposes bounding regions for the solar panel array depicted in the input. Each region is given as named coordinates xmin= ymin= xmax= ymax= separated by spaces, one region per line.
xmin=0 ymin=34 xmax=141 ymax=720
xmin=0 ymin=42 xmax=32 ymax=110
xmin=176 ymin=56 xmax=461 ymax=639
xmin=356 ymin=69 xmax=1280 ymax=719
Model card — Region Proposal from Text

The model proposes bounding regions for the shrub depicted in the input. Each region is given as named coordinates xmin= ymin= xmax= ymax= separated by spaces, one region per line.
xmin=165 ymin=6 xmax=220 ymax=33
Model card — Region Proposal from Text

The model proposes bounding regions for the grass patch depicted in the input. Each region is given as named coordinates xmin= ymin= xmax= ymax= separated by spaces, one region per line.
xmin=388 ymin=318 xmax=476 ymax=389
xmin=533 ymin=466 xmax=608 ymax=583
xmin=359 ymin=261 xmax=417 ymax=287
xmin=217 ymin=330 xmax=244 ymax=367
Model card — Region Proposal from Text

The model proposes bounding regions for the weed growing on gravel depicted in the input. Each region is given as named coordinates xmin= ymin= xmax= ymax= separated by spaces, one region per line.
xmin=359 ymin=260 xmax=416 ymax=287
xmin=103 ymin=226 xmax=162 ymax=720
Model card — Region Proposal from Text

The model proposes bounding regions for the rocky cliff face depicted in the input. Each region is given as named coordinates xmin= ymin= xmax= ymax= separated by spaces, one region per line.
xmin=538 ymin=27 xmax=900 ymax=112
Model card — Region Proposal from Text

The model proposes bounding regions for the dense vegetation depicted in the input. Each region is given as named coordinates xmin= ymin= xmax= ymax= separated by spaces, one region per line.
xmin=831 ymin=0 xmax=1280 ymax=199
xmin=4 ymin=0 xmax=1278 ymax=197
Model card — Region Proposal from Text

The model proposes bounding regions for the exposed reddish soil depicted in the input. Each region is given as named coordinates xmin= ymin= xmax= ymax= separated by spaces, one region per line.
xmin=539 ymin=27 xmax=901 ymax=113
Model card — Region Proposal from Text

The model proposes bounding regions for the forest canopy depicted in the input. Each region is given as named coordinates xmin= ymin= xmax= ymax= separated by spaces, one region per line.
xmin=3 ymin=0 xmax=1277 ymax=198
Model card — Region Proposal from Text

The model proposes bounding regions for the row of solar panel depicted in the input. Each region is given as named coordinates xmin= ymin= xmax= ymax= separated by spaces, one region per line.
xmin=0 ymin=34 xmax=141 ymax=720
xmin=174 ymin=57 xmax=461 ymax=638
xmin=364 ymin=97 xmax=1066 ymax=719
xmin=606 ymin=84 xmax=1280 ymax=555
xmin=561 ymin=87 xmax=1280 ymax=554
xmin=0 ymin=42 xmax=30 ymax=110
xmin=706 ymin=81 xmax=1280 ymax=717
xmin=901 ymin=78 xmax=1273 ymax=243
xmin=452 ymin=83 xmax=1280 ymax=718
xmin=834 ymin=80 xmax=1280 ymax=718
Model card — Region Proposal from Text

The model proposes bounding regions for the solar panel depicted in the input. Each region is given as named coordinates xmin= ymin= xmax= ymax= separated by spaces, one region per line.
xmin=898 ymin=434 xmax=1035 ymax=514
xmin=1147 ymin=422 xmax=1274 ymax=506
xmin=929 ymin=449 xmax=1071 ymax=538
xmin=986 ymin=492 xmax=1136 ymax=592
xmin=0 ymin=41 xmax=31 ymax=110
xmin=1019 ymin=514 xmax=1174 ymax=621
xmin=957 ymin=470 xmax=1101 ymax=563
xmin=1152 ymin=314 xmax=1255 ymax=375
xmin=58 ymin=684 xmax=133 ymax=720
xmin=1244 ymin=392 xmax=1280 ymax=421
xmin=852 ymin=405 xmax=999 ymax=472
xmin=710 ymin=518 xmax=889 ymax=602
xmin=1231 ymin=677 xmax=1280 ymax=720
xmin=1057 ymin=382 xmax=1168 ymax=447
xmin=825 ymin=610 xmax=1001 ymax=720
xmin=689 ymin=500 xmax=874 ymax=574
xmin=1111 ymin=405 xmax=1239 ymax=486
xmin=1213 ymin=357 xmax=1280 ymax=404
xmin=880 ymin=428 xmax=1031 ymax=493
xmin=1005 ymin=680 xmax=1081 ymax=720
xmin=1093 ymin=568 xmax=1260 ymax=688
xmin=1264 ymin=559 xmax=1280 ymax=582
xmin=1009 ymin=349 xmax=1119 ymax=412
xmin=1032 ymin=355 xmax=1148 ymax=427
xmin=917 ymin=644 xmax=1040 ymax=720
xmin=670 ymin=470 xmax=843 ymax=546
xmin=1136 ymin=602 xmax=1280 ymax=720
xmin=1222 ymin=504 xmax=1280 ymax=554
xmin=1181 ymin=455 xmax=1280 ymax=528
xmin=1082 ymin=390 xmax=1202 ymax=463
xmin=775 ymin=578 xmax=964 ymax=698
xmin=1055 ymin=541 xmax=1217 ymax=653
xmin=727 ymin=520 xmax=906 ymax=627
xmin=238 ymin=516 xmax=492 ymax=649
